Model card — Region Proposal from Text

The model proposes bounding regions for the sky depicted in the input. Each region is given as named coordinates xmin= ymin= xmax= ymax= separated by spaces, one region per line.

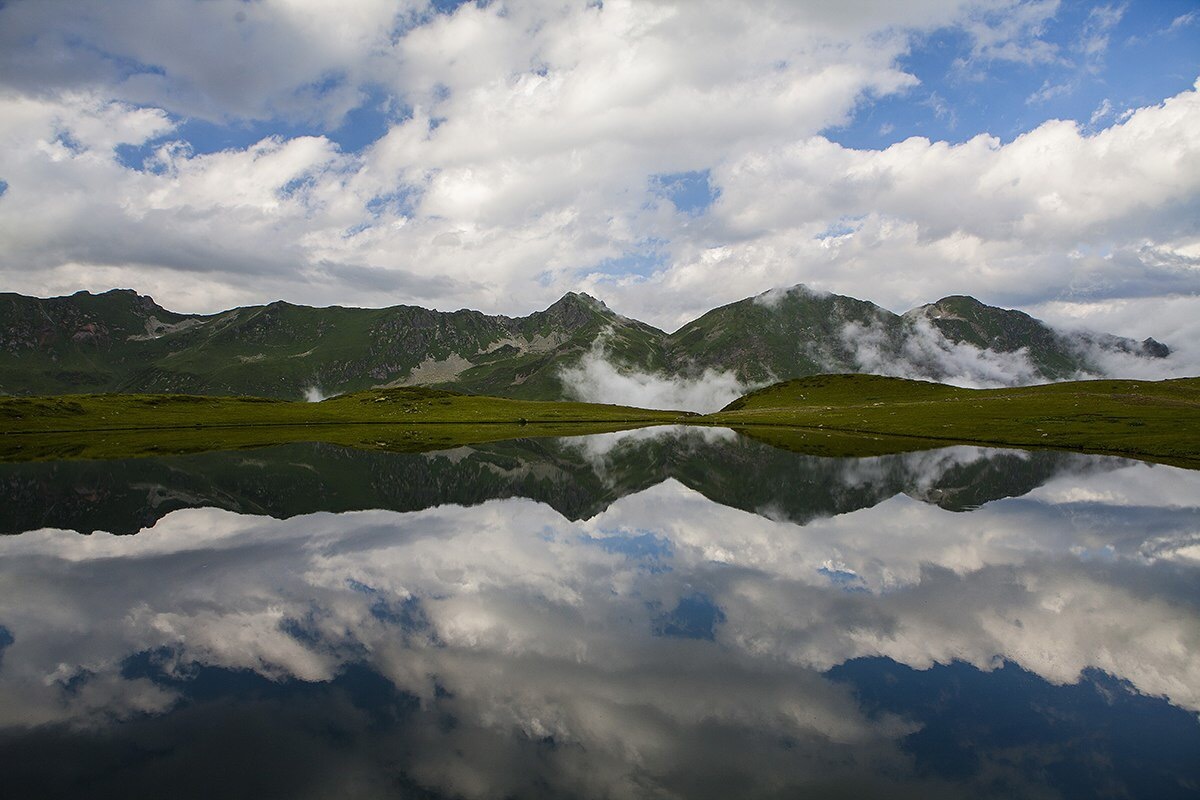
xmin=0 ymin=0 xmax=1197 ymax=342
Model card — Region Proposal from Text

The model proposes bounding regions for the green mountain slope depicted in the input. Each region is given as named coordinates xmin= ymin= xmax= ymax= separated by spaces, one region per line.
xmin=0 ymin=290 xmax=664 ymax=400
xmin=668 ymin=286 xmax=1172 ymax=385
xmin=905 ymin=295 xmax=1168 ymax=379
xmin=0 ymin=285 xmax=1171 ymax=400
xmin=664 ymin=285 xmax=903 ymax=381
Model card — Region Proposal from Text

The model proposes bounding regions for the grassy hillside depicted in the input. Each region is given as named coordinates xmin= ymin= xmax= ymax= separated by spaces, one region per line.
xmin=4 ymin=374 xmax=1197 ymax=468
xmin=0 ymin=387 xmax=689 ymax=461
xmin=703 ymin=374 xmax=1200 ymax=468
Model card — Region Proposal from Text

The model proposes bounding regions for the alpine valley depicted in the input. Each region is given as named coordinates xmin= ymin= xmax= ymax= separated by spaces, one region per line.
xmin=0 ymin=285 xmax=1170 ymax=401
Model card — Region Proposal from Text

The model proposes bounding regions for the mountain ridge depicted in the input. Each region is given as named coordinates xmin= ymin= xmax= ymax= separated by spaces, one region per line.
xmin=0 ymin=285 xmax=1170 ymax=401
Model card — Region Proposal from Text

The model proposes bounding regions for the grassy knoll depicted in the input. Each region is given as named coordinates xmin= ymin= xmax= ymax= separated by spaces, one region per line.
xmin=701 ymin=374 xmax=1200 ymax=468
xmin=0 ymin=387 xmax=688 ymax=461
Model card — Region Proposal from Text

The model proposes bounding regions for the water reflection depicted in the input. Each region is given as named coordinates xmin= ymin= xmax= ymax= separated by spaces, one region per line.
xmin=0 ymin=425 xmax=1126 ymax=535
xmin=1 ymin=429 xmax=1198 ymax=798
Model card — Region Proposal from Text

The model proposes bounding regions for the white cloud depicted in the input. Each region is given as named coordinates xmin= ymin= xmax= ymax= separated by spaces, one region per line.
xmin=638 ymin=82 xmax=1200 ymax=322
xmin=1169 ymin=11 xmax=1198 ymax=33
xmin=1076 ymin=3 xmax=1125 ymax=69
xmin=1032 ymin=294 xmax=1200 ymax=379
xmin=840 ymin=316 xmax=1045 ymax=388
xmin=1026 ymin=78 xmax=1075 ymax=104
xmin=955 ymin=0 xmax=1063 ymax=70
xmin=0 ymin=0 xmax=417 ymax=125
xmin=1089 ymin=97 xmax=1113 ymax=125
xmin=560 ymin=339 xmax=754 ymax=413
xmin=0 ymin=0 xmax=1194 ymax=352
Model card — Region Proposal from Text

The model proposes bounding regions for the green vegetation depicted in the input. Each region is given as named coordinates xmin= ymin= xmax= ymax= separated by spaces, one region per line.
xmin=0 ymin=387 xmax=688 ymax=461
xmin=0 ymin=289 xmax=666 ymax=401
xmin=0 ymin=286 xmax=1168 ymax=401
xmin=3 ymin=375 xmax=1198 ymax=468
xmin=702 ymin=374 xmax=1200 ymax=468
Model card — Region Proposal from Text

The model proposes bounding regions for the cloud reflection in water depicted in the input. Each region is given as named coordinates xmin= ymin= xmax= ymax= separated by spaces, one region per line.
xmin=0 ymin=437 xmax=1198 ymax=798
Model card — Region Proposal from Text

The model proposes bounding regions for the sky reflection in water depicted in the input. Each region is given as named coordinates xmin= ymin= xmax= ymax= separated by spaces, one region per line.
xmin=1 ymin=427 xmax=1198 ymax=799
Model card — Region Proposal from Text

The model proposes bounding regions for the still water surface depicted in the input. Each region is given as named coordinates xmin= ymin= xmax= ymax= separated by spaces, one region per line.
xmin=1 ymin=427 xmax=1198 ymax=798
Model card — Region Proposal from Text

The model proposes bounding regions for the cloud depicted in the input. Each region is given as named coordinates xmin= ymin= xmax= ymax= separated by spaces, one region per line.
xmin=840 ymin=317 xmax=1044 ymax=388
xmin=1026 ymin=78 xmax=1075 ymax=104
xmin=955 ymin=0 xmax=1063 ymax=70
xmin=0 ymin=0 xmax=418 ymax=125
xmin=0 ymin=0 xmax=1194 ymax=351
xmin=1089 ymin=97 xmax=1113 ymax=125
xmin=1168 ymin=11 xmax=1198 ymax=33
xmin=559 ymin=339 xmax=756 ymax=413
xmin=751 ymin=283 xmax=832 ymax=309
xmin=1035 ymin=295 xmax=1200 ymax=380
xmin=639 ymin=82 xmax=1200 ymax=324
xmin=1076 ymin=3 xmax=1125 ymax=69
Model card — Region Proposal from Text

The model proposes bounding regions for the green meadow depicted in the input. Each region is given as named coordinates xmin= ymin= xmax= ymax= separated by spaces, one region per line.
xmin=703 ymin=374 xmax=1200 ymax=469
xmin=0 ymin=387 xmax=690 ymax=461
xmin=2 ymin=375 xmax=1198 ymax=467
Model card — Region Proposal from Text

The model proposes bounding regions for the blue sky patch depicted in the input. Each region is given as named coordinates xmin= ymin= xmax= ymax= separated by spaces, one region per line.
xmin=587 ymin=249 xmax=667 ymax=280
xmin=366 ymin=186 xmax=421 ymax=218
xmin=432 ymin=0 xmax=479 ymax=14
xmin=331 ymin=84 xmax=399 ymax=152
xmin=650 ymin=170 xmax=718 ymax=215
xmin=814 ymin=217 xmax=864 ymax=241
xmin=831 ymin=0 xmax=1200 ymax=149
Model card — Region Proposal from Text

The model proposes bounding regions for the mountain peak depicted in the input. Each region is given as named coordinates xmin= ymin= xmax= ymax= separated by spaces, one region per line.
xmin=751 ymin=283 xmax=830 ymax=309
xmin=557 ymin=291 xmax=606 ymax=307
xmin=544 ymin=291 xmax=611 ymax=315
xmin=908 ymin=295 xmax=1033 ymax=323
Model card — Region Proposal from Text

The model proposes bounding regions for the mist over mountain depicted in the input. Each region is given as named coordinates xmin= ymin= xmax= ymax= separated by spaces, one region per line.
xmin=0 ymin=285 xmax=1173 ymax=410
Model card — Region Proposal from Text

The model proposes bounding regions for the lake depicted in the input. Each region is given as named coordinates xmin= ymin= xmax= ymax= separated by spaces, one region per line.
xmin=1 ymin=426 xmax=1198 ymax=798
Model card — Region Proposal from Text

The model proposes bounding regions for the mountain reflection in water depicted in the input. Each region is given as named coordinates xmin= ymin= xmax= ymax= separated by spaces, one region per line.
xmin=1 ymin=427 xmax=1197 ymax=799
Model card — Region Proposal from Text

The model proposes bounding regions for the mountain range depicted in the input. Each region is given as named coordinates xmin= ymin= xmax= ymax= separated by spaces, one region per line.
xmin=0 ymin=285 xmax=1170 ymax=401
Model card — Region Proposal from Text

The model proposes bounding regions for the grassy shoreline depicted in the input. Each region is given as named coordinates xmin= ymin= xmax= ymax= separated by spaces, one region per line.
xmin=2 ymin=375 xmax=1198 ymax=467
xmin=700 ymin=374 xmax=1200 ymax=469
xmin=0 ymin=386 xmax=689 ymax=432
xmin=0 ymin=387 xmax=690 ymax=461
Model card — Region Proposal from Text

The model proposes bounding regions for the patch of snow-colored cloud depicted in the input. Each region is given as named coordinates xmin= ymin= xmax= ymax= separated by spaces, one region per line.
xmin=560 ymin=340 xmax=754 ymax=413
